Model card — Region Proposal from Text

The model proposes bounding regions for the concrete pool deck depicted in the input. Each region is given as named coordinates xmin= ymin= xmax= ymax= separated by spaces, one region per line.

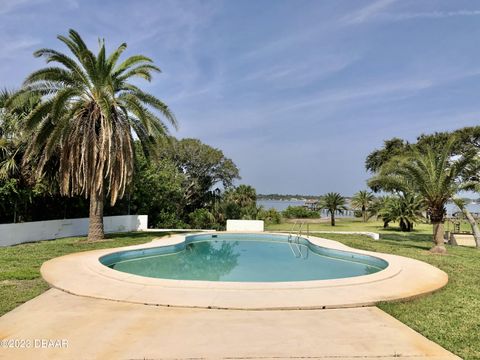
xmin=0 ymin=289 xmax=460 ymax=359
xmin=40 ymin=233 xmax=448 ymax=309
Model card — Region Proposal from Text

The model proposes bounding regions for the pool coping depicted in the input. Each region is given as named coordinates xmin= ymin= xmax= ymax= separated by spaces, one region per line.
xmin=40 ymin=232 xmax=448 ymax=310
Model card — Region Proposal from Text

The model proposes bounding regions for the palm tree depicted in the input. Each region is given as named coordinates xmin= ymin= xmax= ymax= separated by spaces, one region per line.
xmin=0 ymin=89 xmax=38 ymax=180
xmin=351 ymin=190 xmax=374 ymax=222
xmin=368 ymin=139 xmax=478 ymax=253
xmin=319 ymin=192 xmax=347 ymax=226
xmin=225 ymin=185 xmax=257 ymax=208
xmin=10 ymin=29 xmax=176 ymax=241
xmin=377 ymin=194 xmax=424 ymax=232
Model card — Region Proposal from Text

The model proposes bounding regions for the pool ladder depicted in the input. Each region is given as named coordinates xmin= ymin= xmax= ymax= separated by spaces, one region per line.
xmin=288 ymin=221 xmax=308 ymax=259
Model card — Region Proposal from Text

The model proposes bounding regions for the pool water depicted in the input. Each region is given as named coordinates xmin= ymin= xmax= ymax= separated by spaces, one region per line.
xmin=100 ymin=234 xmax=388 ymax=282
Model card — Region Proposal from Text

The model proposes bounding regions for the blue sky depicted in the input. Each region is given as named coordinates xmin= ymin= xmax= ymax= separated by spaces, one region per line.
xmin=1 ymin=0 xmax=480 ymax=195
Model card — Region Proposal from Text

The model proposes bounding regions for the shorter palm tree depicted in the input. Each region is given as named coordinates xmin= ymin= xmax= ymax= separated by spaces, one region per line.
xmin=377 ymin=194 xmax=424 ymax=231
xmin=351 ymin=190 xmax=374 ymax=222
xmin=0 ymin=89 xmax=37 ymax=180
xmin=225 ymin=184 xmax=257 ymax=208
xmin=319 ymin=192 xmax=347 ymax=226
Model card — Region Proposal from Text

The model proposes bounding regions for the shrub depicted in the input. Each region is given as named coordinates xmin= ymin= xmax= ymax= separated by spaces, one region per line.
xmin=282 ymin=206 xmax=319 ymax=219
xmin=188 ymin=208 xmax=216 ymax=229
xmin=257 ymin=207 xmax=282 ymax=224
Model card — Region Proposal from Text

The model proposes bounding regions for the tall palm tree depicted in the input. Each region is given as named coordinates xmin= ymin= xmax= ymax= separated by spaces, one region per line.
xmin=10 ymin=29 xmax=176 ymax=241
xmin=368 ymin=139 xmax=477 ymax=253
xmin=319 ymin=192 xmax=347 ymax=226
xmin=351 ymin=190 xmax=374 ymax=222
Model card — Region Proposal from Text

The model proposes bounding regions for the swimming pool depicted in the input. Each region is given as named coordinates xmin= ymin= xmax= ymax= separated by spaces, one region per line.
xmin=100 ymin=233 xmax=388 ymax=282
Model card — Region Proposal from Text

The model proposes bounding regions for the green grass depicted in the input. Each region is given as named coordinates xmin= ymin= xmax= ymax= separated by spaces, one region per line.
xmin=268 ymin=218 xmax=480 ymax=359
xmin=267 ymin=217 xmax=443 ymax=233
xmin=1 ymin=223 xmax=479 ymax=358
xmin=0 ymin=231 xmax=173 ymax=316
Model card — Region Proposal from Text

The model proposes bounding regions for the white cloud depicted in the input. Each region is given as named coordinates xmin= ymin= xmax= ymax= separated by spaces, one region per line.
xmin=0 ymin=0 xmax=47 ymax=15
xmin=0 ymin=36 xmax=41 ymax=59
xmin=379 ymin=10 xmax=480 ymax=21
xmin=279 ymin=79 xmax=432 ymax=112
xmin=240 ymin=54 xmax=359 ymax=88
xmin=341 ymin=0 xmax=397 ymax=25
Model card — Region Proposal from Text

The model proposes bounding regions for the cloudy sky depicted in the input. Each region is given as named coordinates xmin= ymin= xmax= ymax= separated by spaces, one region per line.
xmin=1 ymin=0 xmax=480 ymax=195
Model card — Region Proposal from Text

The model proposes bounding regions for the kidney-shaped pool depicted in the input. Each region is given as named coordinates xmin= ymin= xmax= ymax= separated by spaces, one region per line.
xmin=100 ymin=233 xmax=388 ymax=282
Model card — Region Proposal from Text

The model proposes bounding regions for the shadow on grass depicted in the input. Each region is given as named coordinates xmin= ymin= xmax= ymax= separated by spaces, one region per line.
xmin=104 ymin=231 xmax=175 ymax=240
xmin=381 ymin=232 xmax=432 ymax=242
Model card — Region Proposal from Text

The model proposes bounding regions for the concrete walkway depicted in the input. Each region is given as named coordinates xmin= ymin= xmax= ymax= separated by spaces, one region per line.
xmin=0 ymin=289 xmax=459 ymax=359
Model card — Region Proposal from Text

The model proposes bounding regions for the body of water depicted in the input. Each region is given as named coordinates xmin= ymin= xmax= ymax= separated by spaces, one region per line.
xmin=257 ymin=199 xmax=355 ymax=217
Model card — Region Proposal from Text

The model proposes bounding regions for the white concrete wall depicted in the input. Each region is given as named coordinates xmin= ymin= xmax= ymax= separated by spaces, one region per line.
xmin=450 ymin=233 xmax=477 ymax=247
xmin=0 ymin=215 xmax=148 ymax=247
xmin=226 ymin=220 xmax=264 ymax=232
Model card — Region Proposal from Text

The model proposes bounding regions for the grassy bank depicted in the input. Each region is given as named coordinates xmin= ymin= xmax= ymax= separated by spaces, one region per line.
xmin=266 ymin=217 xmax=466 ymax=234
xmin=0 ymin=232 xmax=172 ymax=316
xmin=268 ymin=218 xmax=480 ymax=359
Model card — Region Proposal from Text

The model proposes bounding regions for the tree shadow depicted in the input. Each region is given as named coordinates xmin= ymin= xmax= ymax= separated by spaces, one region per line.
xmin=104 ymin=231 xmax=178 ymax=240
xmin=381 ymin=232 xmax=431 ymax=241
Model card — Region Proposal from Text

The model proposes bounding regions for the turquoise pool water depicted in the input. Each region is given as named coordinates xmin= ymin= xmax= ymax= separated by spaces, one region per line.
xmin=100 ymin=234 xmax=388 ymax=282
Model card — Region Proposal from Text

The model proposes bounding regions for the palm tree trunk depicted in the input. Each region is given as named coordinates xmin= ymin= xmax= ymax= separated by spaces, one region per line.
xmin=88 ymin=185 xmax=105 ymax=241
xmin=429 ymin=207 xmax=446 ymax=253
xmin=452 ymin=198 xmax=480 ymax=248
xmin=431 ymin=222 xmax=446 ymax=253
xmin=459 ymin=206 xmax=480 ymax=248
xmin=330 ymin=213 xmax=335 ymax=226
xmin=362 ymin=207 xmax=367 ymax=222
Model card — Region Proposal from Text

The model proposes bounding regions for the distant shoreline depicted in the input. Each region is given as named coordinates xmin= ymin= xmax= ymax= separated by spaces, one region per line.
xmin=257 ymin=194 xmax=319 ymax=201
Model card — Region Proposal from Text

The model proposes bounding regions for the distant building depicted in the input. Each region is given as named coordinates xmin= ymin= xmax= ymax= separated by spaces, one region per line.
xmin=303 ymin=199 xmax=320 ymax=210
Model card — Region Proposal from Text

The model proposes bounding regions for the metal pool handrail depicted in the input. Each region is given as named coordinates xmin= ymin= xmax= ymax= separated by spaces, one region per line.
xmin=288 ymin=221 xmax=308 ymax=259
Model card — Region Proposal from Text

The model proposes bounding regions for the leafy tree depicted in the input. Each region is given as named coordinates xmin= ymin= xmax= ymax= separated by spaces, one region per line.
xmin=368 ymin=139 xmax=478 ymax=253
xmin=318 ymin=192 xmax=347 ymax=226
xmin=351 ymin=190 xmax=374 ymax=222
xmin=282 ymin=206 xmax=319 ymax=219
xmin=163 ymin=138 xmax=240 ymax=214
xmin=10 ymin=29 xmax=176 ymax=240
xmin=122 ymin=144 xmax=185 ymax=228
xmin=365 ymin=138 xmax=410 ymax=174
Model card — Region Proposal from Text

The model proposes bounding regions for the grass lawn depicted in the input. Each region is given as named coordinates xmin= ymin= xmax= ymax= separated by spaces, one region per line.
xmin=268 ymin=218 xmax=480 ymax=360
xmin=0 ymin=231 xmax=173 ymax=316
xmin=1 ymin=222 xmax=479 ymax=359
xmin=266 ymin=217 xmax=463 ymax=233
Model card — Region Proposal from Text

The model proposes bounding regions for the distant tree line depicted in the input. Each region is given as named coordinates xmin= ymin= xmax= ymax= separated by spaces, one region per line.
xmin=257 ymin=194 xmax=320 ymax=200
